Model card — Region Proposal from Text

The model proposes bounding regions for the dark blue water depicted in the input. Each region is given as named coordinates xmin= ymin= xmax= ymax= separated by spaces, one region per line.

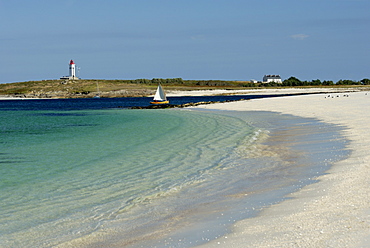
xmin=0 ymin=94 xmax=286 ymax=111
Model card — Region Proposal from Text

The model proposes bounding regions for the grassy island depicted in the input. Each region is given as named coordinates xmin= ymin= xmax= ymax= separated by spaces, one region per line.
xmin=0 ymin=77 xmax=369 ymax=99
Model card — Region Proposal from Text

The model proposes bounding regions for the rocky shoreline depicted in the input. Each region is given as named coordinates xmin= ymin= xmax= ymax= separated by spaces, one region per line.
xmin=130 ymin=91 xmax=355 ymax=109
xmin=130 ymin=99 xmax=248 ymax=109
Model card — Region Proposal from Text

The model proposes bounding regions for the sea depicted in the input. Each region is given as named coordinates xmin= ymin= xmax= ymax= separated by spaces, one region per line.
xmin=0 ymin=95 xmax=350 ymax=247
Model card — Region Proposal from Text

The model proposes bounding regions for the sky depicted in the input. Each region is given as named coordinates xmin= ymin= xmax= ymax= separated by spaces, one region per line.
xmin=0 ymin=0 xmax=369 ymax=84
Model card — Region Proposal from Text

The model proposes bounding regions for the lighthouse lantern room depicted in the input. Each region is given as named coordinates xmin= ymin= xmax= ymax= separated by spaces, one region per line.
xmin=60 ymin=60 xmax=79 ymax=80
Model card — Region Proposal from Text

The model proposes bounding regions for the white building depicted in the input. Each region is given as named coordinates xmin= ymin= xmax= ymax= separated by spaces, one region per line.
xmin=263 ymin=75 xmax=282 ymax=83
xmin=60 ymin=60 xmax=79 ymax=80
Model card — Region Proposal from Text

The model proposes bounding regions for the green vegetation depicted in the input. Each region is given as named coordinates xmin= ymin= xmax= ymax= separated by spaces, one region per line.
xmin=278 ymin=77 xmax=370 ymax=87
xmin=0 ymin=78 xmax=251 ymax=98
xmin=0 ymin=77 xmax=369 ymax=98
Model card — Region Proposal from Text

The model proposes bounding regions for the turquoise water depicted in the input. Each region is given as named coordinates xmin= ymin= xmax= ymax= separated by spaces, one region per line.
xmin=0 ymin=108 xmax=258 ymax=247
xmin=0 ymin=107 xmax=349 ymax=247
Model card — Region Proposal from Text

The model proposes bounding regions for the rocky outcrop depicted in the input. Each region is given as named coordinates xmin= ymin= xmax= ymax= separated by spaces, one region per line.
xmin=130 ymin=99 xmax=247 ymax=109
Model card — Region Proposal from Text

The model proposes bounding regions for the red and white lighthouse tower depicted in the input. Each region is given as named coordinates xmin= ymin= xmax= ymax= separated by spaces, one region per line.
xmin=69 ymin=60 xmax=76 ymax=79
xmin=61 ymin=59 xmax=79 ymax=80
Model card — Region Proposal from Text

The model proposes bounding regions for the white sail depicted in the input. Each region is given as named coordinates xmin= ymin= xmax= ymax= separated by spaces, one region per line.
xmin=153 ymin=84 xmax=167 ymax=101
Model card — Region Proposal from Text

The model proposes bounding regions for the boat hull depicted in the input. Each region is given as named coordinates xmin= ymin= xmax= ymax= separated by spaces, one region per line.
xmin=150 ymin=100 xmax=170 ymax=105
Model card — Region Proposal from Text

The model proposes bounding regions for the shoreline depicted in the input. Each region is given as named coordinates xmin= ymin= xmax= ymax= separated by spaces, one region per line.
xmin=2 ymin=89 xmax=369 ymax=247
xmin=191 ymin=91 xmax=370 ymax=247
xmin=0 ymin=87 xmax=367 ymax=100
xmin=166 ymin=87 xmax=365 ymax=97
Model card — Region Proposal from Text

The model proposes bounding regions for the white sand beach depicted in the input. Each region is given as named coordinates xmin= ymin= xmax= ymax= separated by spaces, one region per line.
xmin=0 ymin=95 xmax=43 ymax=100
xmin=189 ymin=91 xmax=370 ymax=247
xmin=166 ymin=87 xmax=362 ymax=97
xmin=0 ymin=95 xmax=19 ymax=100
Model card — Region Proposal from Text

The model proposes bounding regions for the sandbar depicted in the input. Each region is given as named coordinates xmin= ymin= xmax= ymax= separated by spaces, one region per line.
xmin=190 ymin=91 xmax=370 ymax=247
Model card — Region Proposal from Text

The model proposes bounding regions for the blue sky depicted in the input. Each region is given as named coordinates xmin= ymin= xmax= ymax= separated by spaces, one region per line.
xmin=0 ymin=0 xmax=369 ymax=84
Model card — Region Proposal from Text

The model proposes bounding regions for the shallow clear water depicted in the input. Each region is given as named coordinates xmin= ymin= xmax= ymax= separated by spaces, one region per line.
xmin=0 ymin=100 xmax=350 ymax=248
xmin=0 ymin=107 xmax=257 ymax=247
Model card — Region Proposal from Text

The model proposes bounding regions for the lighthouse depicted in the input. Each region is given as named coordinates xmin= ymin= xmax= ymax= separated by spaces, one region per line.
xmin=69 ymin=60 xmax=76 ymax=79
xmin=60 ymin=59 xmax=79 ymax=80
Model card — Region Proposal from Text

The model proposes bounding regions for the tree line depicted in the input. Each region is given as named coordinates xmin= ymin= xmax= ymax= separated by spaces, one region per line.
xmin=268 ymin=77 xmax=370 ymax=87
xmin=127 ymin=78 xmax=243 ymax=87
xmin=127 ymin=77 xmax=370 ymax=87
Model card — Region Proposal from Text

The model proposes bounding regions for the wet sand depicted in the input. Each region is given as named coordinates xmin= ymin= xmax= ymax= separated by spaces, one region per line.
xmin=192 ymin=91 xmax=370 ymax=247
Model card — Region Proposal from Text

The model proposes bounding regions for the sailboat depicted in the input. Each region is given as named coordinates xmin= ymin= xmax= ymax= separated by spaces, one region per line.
xmin=150 ymin=84 xmax=169 ymax=104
